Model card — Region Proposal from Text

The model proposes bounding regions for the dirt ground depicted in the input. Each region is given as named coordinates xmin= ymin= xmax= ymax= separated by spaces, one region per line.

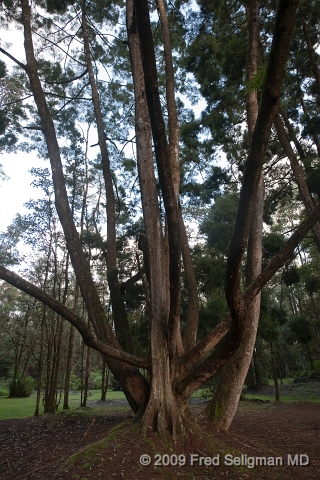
xmin=0 ymin=400 xmax=319 ymax=480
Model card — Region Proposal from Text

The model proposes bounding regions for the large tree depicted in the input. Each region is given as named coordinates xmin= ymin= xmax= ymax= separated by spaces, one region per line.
xmin=1 ymin=0 xmax=319 ymax=439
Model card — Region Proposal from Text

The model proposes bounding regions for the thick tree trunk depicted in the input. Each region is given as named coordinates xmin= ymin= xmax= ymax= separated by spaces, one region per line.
xmin=133 ymin=0 xmax=183 ymax=362
xmin=127 ymin=0 xmax=185 ymax=434
xmin=206 ymin=0 xmax=264 ymax=430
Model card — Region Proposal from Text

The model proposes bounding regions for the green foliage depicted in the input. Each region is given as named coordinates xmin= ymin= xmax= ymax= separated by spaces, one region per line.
xmin=282 ymin=266 xmax=301 ymax=286
xmin=262 ymin=232 xmax=285 ymax=260
xmin=245 ymin=65 xmax=267 ymax=94
xmin=200 ymin=194 xmax=238 ymax=252
xmin=287 ymin=315 xmax=313 ymax=345
xmin=0 ymin=387 xmax=8 ymax=396
xmin=8 ymin=376 xmax=35 ymax=398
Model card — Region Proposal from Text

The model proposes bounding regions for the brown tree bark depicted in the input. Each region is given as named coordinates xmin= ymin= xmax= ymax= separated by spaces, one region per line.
xmin=133 ymin=0 xmax=182 ymax=364
xmin=207 ymin=0 xmax=264 ymax=430
xmin=127 ymin=0 xmax=184 ymax=436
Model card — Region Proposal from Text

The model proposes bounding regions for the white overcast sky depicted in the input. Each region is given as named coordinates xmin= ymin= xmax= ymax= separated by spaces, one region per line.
xmin=0 ymin=25 xmax=41 ymax=232
xmin=0 ymin=152 xmax=46 ymax=231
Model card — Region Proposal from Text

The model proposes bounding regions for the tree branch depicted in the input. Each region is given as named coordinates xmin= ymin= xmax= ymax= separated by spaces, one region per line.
xmin=0 ymin=47 xmax=26 ymax=70
xmin=0 ymin=266 xmax=148 ymax=369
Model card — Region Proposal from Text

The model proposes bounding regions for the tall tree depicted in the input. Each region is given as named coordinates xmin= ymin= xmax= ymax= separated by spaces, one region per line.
xmin=2 ymin=0 xmax=319 ymax=441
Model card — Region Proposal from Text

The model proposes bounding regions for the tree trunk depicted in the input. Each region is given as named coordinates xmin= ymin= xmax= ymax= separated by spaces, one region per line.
xmin=81 ymin=5 xmax=136 ymax=355
xmin=100 ymin=360 xmax=109 ymax=401
xmin=127 ymin=0 xmax=187 ymax=435
xmin=302 ymin=16 xmax=320 ymax=92
xmin=270 ymin=341 xmax=280 ymax=401
xmin=206 ymin=0 xmax=264 ymax=430
xmin=274 ymin=112 xmax=320 ymax=251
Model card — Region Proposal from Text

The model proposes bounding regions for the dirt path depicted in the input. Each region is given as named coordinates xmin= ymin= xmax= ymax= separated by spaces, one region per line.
xmin=0 ymin=401 xmax=319 ymax=479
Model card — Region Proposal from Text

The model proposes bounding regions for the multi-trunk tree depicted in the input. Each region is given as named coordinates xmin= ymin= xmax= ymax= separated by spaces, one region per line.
xmin=1 ymin=0 xmax=320 ymax=440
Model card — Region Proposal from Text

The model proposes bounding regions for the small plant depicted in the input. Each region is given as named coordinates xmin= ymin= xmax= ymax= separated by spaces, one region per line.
xmin=9 ymin=376 xmax=35 ymax=398
xmin=0 ymin=387 xmax=8 ymax=396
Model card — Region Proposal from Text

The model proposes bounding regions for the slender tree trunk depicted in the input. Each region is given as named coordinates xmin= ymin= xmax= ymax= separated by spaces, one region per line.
xmin=274 ymin=112 xmax=320 ymax=251
xmin=81 ymin=345 xmax=91 ymax=407
xmin=302 ymin=16 xmax=320 ymax=92
xmin=180 ymin=208 xmax=199 ymax=352
xmin=270 ymin=341 xmax=280 ymax=401
xmin=63 ymin=284 xmax=79 ymax=410
xmin=81 ymin=4 xmax=135 ymax=355
xmin=35 ymin=305 xmax=46 ymax=416
xmin=300 ymin=96 xmax=320 ymax=156
xmin=100 ymin=360 xmax=109 ymax=401
xmin=279 ymin=106 xmax=306 ymax=160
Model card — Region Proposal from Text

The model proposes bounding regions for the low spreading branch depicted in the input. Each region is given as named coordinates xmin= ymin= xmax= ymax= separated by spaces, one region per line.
xmin=0 ymin=265 xmax=148 ymax=369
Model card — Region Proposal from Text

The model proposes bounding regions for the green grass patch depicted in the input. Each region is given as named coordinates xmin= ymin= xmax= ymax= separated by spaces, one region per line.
xmin=0 ymin=397 xmax=41 ymax=420
xmin=0 ymin=389 xmax=128 ymax=421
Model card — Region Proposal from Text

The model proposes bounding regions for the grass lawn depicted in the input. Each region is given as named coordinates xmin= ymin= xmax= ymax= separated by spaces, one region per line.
xmin=0 ymin=389 xmax=127 ymax=421
xmin=1 ymin=380 xmax=319 ymax=421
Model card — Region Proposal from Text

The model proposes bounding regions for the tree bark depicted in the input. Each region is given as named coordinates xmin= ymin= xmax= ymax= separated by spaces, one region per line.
xmin=127 ymin=0 xmax=184 ymax=435
xmin=180 ymin=208 xmax=199 ymax=352
xmin=133 ymin=0 xmax=182 ymax=361
xmin=204 ymin=0 xmax=264 ymax=429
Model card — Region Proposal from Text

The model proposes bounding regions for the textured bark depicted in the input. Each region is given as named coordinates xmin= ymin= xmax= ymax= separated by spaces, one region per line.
xmin=274 ymin=112 xmax=320 ymax=251
xmin=127 ymin=0 xmax=184 ymax=435
xmin=133 ymin=0 xmax=182 ymax=360
xmin=207 ymin=0 xmax=264 ymax=430
xmin=156 ymin=0 xmax=180 ymax=197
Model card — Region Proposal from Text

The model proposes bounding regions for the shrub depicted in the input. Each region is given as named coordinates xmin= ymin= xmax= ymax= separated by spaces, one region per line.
xmin=0 ymin=387 xmax=8 ymax=396
xmin=9 ymin=376 xmax=35 ymax=398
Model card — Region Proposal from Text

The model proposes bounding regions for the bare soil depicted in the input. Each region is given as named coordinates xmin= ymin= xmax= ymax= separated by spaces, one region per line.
xmin=0 ymin=400 xmax=319 ymax=480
